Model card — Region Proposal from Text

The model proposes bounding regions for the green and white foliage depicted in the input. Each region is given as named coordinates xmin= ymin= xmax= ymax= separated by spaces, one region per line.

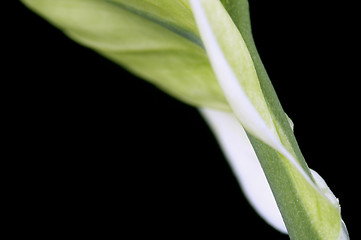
xmin=21 ymin=0 xmax=349 ymax=239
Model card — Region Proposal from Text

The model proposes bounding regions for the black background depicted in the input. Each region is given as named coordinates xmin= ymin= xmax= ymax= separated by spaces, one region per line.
xmin=7 ymin=1 xmax=358 ymax=238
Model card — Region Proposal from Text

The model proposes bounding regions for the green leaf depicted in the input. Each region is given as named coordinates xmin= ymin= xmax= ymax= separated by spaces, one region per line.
xmin=21 ymin=0 xmax=229 ymax=110
xmin=21 ymin=0 xmax=347 ymax=239
xmin=219 ymin=1 xmax=347 ymax=239
xmin=190 ymin=0 xmax=342 ymax=239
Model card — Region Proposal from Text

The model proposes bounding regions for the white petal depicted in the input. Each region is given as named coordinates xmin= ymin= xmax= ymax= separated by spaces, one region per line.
xmin=310 ymin=169 xmax=349 ymax=240
xmin=338 ymin=220 xmax=350 ymax=240
xmin=200 ymin=107 xmax=287 ymax=234
xmin=310 ymin=169 xmax=339 ymax=208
